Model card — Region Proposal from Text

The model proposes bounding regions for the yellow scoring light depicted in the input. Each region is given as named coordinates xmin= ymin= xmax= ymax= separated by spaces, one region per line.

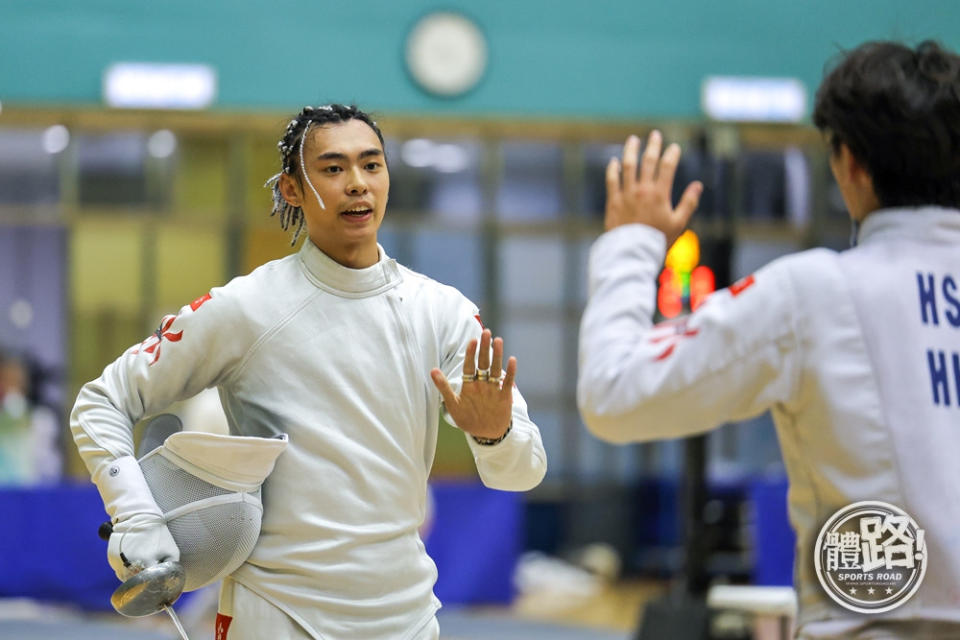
xmin=665 ymin=230 xmax=700 ymax=274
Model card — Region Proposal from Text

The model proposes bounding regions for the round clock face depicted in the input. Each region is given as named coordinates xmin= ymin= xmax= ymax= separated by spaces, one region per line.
xmin=405 ymin=12 xmax=488 ymax=97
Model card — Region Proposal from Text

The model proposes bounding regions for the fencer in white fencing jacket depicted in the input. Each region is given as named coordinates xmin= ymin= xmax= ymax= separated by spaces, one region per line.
xmin=578 ymin=207 xmax=960 ymax=636
xmin=72 ymin=240 xmax=546 ymax=640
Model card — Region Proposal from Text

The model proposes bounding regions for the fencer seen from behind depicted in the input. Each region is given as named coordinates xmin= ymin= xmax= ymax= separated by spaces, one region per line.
xmin=578 ymin=41 xmax=960 ymax=637
xmin=71 ymin=104 xmax=546 ymax=640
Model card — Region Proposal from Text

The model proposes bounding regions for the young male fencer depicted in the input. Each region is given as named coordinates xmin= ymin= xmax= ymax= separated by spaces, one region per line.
xmin=578 ymin=41 xmax=960 ymax=637
xmin=72 ymin=104 xmax=546 ymax=640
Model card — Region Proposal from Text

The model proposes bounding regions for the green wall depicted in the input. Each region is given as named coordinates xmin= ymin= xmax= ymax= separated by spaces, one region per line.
xmin=2 ymin=0 xmax=959 ymax=119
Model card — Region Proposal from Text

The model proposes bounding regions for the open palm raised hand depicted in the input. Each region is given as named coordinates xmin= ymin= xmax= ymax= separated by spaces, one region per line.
xmin=430 ymin=329 xmax=515 ymax=442
xmin=604 ymin=130 xmax=703 ymax=247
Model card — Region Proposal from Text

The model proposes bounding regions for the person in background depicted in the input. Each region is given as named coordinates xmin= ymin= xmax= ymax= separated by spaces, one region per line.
xmin=578 ymin=41 xmax=960 ymax=637
xmin=0 ymin=350 xmax=61 ymax=484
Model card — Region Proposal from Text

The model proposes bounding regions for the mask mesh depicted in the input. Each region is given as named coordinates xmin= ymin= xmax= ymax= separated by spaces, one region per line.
xmin=140 ymin=452 xmax=263 ymax=591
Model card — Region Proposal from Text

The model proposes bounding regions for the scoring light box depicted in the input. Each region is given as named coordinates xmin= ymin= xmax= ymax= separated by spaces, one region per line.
xmin=702 ymin=76 xmax=806 ymax=123
xmin=103 ymin=63 xmax=217 ymax=110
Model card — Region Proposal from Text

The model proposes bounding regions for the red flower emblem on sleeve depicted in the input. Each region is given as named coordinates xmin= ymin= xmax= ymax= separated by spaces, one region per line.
xmin=130 ymin=315 xmax=183 ymax=365
xmin=649 ymin=317 xmax=699 ymax=361
xmin=127 ymin=293 xmax=211 ymax=365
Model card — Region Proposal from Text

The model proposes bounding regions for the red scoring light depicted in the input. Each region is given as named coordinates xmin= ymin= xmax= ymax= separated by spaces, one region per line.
xmin=690 ymin=265 xmax=716 ymax=311
xmin=657 ymin=267 xmax=683 ymax=318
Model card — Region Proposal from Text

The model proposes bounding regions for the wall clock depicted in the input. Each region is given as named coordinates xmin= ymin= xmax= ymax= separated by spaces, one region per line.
xmin=405 ymin=12 xmax=488 ymax=97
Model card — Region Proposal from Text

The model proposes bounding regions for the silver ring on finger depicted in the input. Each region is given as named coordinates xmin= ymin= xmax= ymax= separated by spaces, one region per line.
xmin=476 ymin=368 xmax=490 ymax=382
xmin=462 ymin=373 xmax=477 ymax=383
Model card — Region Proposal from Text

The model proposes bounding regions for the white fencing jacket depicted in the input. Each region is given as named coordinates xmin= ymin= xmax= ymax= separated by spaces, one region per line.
xmin=579 ymin=208 xmax=960 ymax=636
xmin=72 ymin=240 xmax=546 ymax=640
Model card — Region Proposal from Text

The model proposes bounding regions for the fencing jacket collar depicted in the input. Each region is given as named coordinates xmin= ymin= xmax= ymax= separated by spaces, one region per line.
xmin=857 ymin=206 xmax=960 ymax=246
xmin=298 ymin=239 xmax=401 ymax=298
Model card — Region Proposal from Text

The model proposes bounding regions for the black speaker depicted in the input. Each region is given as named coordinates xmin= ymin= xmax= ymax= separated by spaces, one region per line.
xmin=636 ymin=594 xmax=711 ymax=640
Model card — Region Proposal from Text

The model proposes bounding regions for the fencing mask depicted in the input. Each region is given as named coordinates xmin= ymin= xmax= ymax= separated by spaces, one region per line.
xmin=137 ymin=415 xmax=288 ymax=591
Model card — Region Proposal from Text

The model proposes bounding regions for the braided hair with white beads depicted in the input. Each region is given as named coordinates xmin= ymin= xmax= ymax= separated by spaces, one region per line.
xmin=265 ymin=104 xmax=385 ymax=245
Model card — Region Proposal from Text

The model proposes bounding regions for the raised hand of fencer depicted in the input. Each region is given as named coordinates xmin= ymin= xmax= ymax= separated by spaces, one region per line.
xmin=430 ymin=329 xmax=515 ymax=442
xmin=605 ymin=130 xmax=703 ymax=247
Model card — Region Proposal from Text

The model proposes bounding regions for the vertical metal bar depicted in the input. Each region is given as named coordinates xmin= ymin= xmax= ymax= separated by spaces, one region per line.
xmin=561 ymin=141 xmax=586 ymax=485
xmin=225 ymin=135 xmax=248 ymax=279
xmin=140 ymin=217 xmax=156 ymax=333
xmin=682 ymin=434 xmax=709 ymax=596
xmin=806 ymin=148 xmax=831 ymax=250
xmin=479 ymin=138 xmax=502 ymax=331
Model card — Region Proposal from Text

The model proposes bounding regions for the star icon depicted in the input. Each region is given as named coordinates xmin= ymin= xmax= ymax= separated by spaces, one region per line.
xmin=849 ymin=587 xmax=857 ymax=595
xmin=867 ymin=588 xmax=875 ymax=595
xmin=886 ymin=587 xmax=894 ymax=595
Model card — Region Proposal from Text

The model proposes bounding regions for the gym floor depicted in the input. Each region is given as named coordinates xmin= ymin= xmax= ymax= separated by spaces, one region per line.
xmin=0 ymin=579 xmax=660 ymax=640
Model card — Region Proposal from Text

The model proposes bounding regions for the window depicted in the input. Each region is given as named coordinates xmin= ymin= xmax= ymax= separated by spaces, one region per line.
xmin=0 ymin=129 xmax=60 ymax=207
xmin=76 ymin=132 xmax=175 ymax=208
xmin=385 ymin=138 xmax=484 ymax=221
xmin=496 ymin=141 xmax=563 ymax=221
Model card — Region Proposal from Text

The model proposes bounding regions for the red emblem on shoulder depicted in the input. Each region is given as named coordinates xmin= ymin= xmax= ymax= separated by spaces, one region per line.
xmin=190 ymin=292 xmax=212 ymax=311
xmin=729 ymin=275 xmax=756 ymax=297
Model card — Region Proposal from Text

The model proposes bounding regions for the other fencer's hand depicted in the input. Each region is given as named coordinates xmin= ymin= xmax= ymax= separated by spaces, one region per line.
xmin=604 ymin=130 xmax=703 ymax=247
xmin=431 ymin=329 xmax=515 ymax=442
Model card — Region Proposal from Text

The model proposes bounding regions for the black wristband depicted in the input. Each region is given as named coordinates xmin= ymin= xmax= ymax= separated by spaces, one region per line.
xmin=471 ymin=420 xmax=512 ymax=446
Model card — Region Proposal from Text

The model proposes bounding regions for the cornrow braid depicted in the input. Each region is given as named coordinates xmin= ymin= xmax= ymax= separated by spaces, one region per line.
xmin=265 ymin=104 xmax=386 ymax=246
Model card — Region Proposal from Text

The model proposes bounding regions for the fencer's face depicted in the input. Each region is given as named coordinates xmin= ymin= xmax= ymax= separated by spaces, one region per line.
xmin=281 ymin=119 xmax=389 ymax=268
